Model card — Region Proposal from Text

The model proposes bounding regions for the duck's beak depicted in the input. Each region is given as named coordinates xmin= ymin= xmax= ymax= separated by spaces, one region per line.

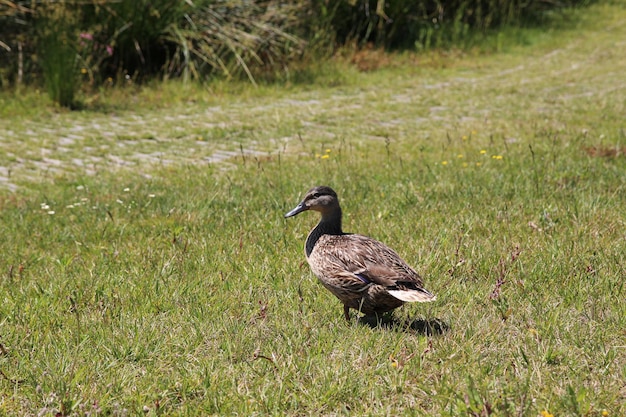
xmin=284 ymin=202 xmax=307 ymax=218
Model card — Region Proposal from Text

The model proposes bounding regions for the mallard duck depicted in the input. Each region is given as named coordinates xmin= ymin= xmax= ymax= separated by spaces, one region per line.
xmin=285 ymin=185 xmax=436 ymax=320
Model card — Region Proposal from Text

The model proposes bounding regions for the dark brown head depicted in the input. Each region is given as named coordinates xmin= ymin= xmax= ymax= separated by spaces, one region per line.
xmin=284 ymin=186 xmax=340 ymax=219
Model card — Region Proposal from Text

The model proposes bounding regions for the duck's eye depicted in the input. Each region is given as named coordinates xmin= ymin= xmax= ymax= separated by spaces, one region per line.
xmin=312 ymin=193 xmax=321 ymax=198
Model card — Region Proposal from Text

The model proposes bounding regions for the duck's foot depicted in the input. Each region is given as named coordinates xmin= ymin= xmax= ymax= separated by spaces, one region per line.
xmin=343 ymin=305 xmax=351 ymax=321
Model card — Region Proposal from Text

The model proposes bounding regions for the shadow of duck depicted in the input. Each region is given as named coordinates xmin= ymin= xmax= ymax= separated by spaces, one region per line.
xmin=358 ymin=315 xmax=450 ymax=336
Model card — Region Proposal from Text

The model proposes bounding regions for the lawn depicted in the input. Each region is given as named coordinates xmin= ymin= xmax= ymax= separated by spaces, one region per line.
xmin=1 ymin=2 xmax=625 ymax=416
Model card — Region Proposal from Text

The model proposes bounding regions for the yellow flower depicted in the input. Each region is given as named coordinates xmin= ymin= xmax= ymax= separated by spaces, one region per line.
xmin=457 ymin=154 xmax=464 ymax=158
xmin=480 ymin=150 xmax=487 ymax=154
xmin=602 ymin=410 xmax=609 ymax=416
xmin=80 ymin=68 xmax=88 ymax=74
xmin=476 ymin=162 xmax=482 ymax=167
xmin=492 ymin=155 xmax=503 ymax=160
xmin=540 ymin=411 xmax=554 ymax=417
xmin=441 ymin=161 xmax=448 ymax=165
xmin=325 ymin=148 xmax=331 ymax=153
xmin=389 ymin=355 xmax=398 ymax=368
xmin=471 ymin=130 xmax=477 ymax=135
xmin=321 ymin=154 xmax=330 ymax=159
xmin=462 ymin=162 xmax=468 ymax=168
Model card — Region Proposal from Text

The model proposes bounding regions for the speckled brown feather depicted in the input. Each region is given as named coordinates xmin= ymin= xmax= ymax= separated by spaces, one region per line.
xmin=285 ymin=186 xmax=436 ymax=320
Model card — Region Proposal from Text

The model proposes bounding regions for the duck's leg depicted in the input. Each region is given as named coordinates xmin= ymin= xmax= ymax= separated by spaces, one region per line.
xmin=343 ymin=305 xmax=350 ymax=321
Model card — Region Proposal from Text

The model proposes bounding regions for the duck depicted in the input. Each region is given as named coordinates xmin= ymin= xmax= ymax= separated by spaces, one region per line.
xmin=285 ymin=185 xmax=436 ymax=320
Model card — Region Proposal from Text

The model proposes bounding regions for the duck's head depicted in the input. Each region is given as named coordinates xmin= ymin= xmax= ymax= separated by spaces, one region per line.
xmin=284 ymin=186 xmax=340 ymax=218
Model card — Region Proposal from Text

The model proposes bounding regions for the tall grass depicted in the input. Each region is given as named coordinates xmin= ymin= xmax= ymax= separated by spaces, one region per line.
xmin=315 ymin=0 xmax=596 ymax=49
xmin=35 ymin=2 xmax=81 ymax=108
xmin=163 ymin=1 xmax=306 ymax=84
xmin=0 ymin=0 xmax=597 ymax=98
xmin=81 ymin=0 xmax=191 ymax=81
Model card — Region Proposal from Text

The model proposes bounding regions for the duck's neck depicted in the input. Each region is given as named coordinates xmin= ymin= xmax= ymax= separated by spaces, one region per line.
xmin=305 ymin=208 xmax=343 ymax=257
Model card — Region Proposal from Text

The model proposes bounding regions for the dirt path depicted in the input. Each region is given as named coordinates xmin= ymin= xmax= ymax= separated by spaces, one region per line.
xmin=1 ymin=7 xmax=624 ymax=191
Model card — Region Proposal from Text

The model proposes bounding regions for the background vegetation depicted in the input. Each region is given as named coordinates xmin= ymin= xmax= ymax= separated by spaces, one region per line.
xmin=1 ymin=0 xmax=594 ymax=105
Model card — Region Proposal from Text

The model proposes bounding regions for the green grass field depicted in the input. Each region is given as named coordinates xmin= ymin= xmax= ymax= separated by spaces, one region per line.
xmin=1 ymin=3 xmax=625 ymax=416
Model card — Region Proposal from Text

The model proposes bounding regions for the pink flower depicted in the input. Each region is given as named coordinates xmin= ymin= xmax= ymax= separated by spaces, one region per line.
xmin=106 ymin=45 xmax=113 ymax=56
xmin=79 ymin=33 xmax=94 ymax=41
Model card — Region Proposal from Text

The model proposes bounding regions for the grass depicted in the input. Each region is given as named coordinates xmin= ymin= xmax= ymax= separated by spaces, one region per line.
xmin=1 ymin=2 xmax=625 ymax=416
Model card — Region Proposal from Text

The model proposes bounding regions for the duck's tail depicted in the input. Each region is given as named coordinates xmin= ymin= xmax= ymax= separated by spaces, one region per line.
xmin=387 ymin=287 xmax=436 ymax=303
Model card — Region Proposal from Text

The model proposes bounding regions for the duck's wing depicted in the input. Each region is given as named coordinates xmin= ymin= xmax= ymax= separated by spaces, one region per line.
xmin=308 ymin=235 xmax=376 ymax=293
xmin=311 ymin=234 xmax=436 ymax=302
xmin=356 ymin=263 xmax=436 ymax=301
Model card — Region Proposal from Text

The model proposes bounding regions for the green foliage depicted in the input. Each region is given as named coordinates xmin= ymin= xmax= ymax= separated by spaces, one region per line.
xmin=312 ymin=0 xmax=598 ymax=49
xmin=0 ymin=0 xmax=602 ymax=91
xmin=35 ymin=2 xmax=81 ymax=108
xmin=80 ymin=0 xmax=191 ymax=80
xmin=1 ymin=0 xmax=307 ymax=87
xmin=0 ymin=2 xmax=34 ymax=87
